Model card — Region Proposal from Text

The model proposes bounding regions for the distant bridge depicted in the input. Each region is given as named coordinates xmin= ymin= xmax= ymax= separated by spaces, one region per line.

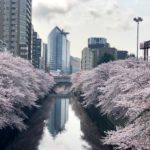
xmin=54 ymin=76 xmax=72 ymax=86
xmin=53 ymin=76 xmax=72 ymax=95
xmin=49 ymin=93 xmax=73 ymax=97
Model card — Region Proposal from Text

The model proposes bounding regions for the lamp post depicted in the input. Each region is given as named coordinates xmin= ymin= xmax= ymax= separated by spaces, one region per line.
xmin=133 ymin=17 xmax=143 ymax=60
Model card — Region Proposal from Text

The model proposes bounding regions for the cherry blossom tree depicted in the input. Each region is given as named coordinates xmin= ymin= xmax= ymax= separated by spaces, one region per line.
xmin=71 ymin=59 xmax=150 ymax=150
xmin=0 ymin=52 xmax=55 ymax=130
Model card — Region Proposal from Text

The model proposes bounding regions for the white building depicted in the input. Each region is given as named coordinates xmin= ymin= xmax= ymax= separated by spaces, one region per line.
xmin=70 ymin=56 xmax=81 ymax=73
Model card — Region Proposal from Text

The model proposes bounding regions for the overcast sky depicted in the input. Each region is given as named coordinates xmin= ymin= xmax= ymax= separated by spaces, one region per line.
xmin=32 ymin=0 xmax=150 ymax=58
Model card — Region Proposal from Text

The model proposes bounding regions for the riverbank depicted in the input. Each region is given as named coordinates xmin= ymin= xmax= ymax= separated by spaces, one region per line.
xmin=0 ymin=52 xmax=55 ymax=148
xmin=76 ymin=96 xmax=115 ymax=134
xmin=2 ymin=94 xmax=112 ymax=150
xmin=0 ymin=93 xmax=54 ymax=149
xmin=71 ymin=59 xmax=150 ymax=150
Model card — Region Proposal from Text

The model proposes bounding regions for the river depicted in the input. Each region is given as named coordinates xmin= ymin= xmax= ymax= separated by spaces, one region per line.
xmin=4 ymin=94 xmax=111 ymax=150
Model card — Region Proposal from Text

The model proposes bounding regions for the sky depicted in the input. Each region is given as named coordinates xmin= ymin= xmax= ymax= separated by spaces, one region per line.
xmin=32 ymin=0 xmax=150 ymax=58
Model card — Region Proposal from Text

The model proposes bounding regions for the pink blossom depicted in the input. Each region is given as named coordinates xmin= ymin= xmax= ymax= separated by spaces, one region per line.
xmin=71 ymin=59 xmax=150 ymax=149
xmin=0 ymin=52 xmax=55 ymax=130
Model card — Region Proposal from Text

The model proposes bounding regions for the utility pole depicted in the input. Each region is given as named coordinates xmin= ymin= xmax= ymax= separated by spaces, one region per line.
xmin=133 ymin=17 xmax=143 ymax=60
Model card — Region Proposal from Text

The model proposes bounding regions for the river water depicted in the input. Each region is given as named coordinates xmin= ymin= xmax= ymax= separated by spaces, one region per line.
xmin=4 ymin=94 xmax=111 ymax=150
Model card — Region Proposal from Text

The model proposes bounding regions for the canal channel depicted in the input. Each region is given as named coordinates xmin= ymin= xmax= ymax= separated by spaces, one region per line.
xmin=4 ymin=94 xmax=111 ymax=150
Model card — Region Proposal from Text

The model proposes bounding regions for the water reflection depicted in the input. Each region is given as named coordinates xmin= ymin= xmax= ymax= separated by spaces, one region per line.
xmin=4 ymin=94 xmax=111 ymax=150
xmin=4 ymin=95 xmax=54 ymax=150
xmin=47 ymin=98 xmax=69 ymax=137
xmin=70 ymin=97 xmax=110 ymax=150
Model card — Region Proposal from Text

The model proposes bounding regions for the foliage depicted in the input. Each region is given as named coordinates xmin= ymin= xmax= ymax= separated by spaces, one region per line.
xmin=71 ymin=59 xmax=150 ymax=150
xmin=0 ymin=52 xmax=55 ymax=130
xmin=128 ymin=54 xmax=135 ymax=58
xmin=98 ymin=53 xmax=115 ymax=64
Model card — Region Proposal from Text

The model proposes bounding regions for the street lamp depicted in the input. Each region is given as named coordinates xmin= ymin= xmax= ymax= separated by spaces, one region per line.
xmin=133 ymin=17 xmax=143 ymax=60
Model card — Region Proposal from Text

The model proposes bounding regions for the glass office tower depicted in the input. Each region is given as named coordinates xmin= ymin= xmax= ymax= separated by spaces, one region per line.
xmin=47 ymin=26 xmax=70 ymax=74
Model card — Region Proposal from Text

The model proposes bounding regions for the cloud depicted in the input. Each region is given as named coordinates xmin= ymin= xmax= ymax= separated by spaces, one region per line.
xmin=105 ymin=9 xmax=134 ymax=31
xmin=88 ymin=8 xmax=101 ymax=18
xmin=98 ymin=0 xmax=135 ymax=31
xmin=33 ymin=2 xmax=75 ymax=20
xmin=34 ymin=0 xmax=134 ymax=31
xmin=33 ymin=0 xmax=93 ymax=20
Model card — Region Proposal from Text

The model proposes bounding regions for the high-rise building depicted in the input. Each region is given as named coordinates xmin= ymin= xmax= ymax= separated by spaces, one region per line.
xmin=81 ymin=47 xmax=93 ymax=70
xmin=87 ymin=37 xmax=118 ymax=67
xmin=0 ymin=0 xmax=32 ymax=59
xmin=40 ymin=43 xmax=48 ymax=71
xmin=117 ymin=51 xmax=128 ymax=60
xmin=92 ymin=47 xmax=117 ymax=67
xmin=32 ymin=31 xmax=42 ymax=68
xmin=70 ymin=56 xmax=81 ymax=73
xmin=43 ymin=43 xmax=48 ymax=70
xmin=88 ymin=37 xmax=108 ymax=49
xmin=0 ymin=40 xmax=7 ymax=51
xmin=47 ymin=26 xmax=70 ymax=74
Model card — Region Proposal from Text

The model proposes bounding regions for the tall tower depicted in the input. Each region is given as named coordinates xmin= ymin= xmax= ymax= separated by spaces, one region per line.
xmin=32 ymin=31 xmax=42 ymax=68
xmin=0 ymin=0 xmax=32 ymax=60
xmin=47 ymin=26 xmax=70 ymax=74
